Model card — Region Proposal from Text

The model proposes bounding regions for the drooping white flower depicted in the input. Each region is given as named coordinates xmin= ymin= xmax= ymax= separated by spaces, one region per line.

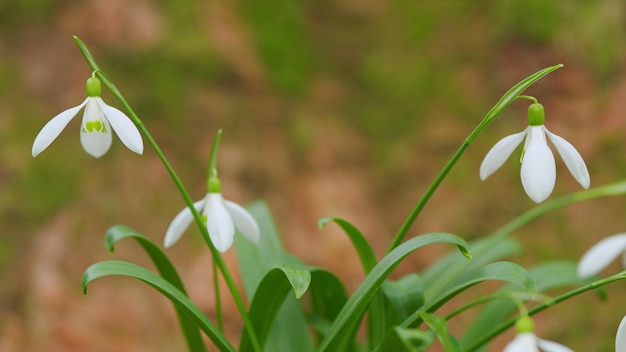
xmin=616 ymin=315 xmax=626 ymax=352
xmin=164 ymin=192 xmax=260 ymax=252
xmin=505 ymin=316 xmax=574 ymax=352
xmin=577 ymin=233 xmax=626 ymax=278
xmin=32 ymin=76 xmax=143 ymax=158
xmin=504 ymin=333 xmax=574 ymax=352
xmin=480 ymin=102 xmax=589 ymax=203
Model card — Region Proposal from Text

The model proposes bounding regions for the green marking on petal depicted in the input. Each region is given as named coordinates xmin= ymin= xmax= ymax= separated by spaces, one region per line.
xmin=85 ymin=120 xmax=107 ymax=133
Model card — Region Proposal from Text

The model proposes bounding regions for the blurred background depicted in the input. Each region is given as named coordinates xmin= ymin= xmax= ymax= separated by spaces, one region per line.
xmin=1 ymin=0 xmax=626 ymax=351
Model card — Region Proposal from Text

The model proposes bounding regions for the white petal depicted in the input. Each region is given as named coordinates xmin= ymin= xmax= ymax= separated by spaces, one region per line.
xmin=32 ymin=98 xmax=88 ymax=157
xmin=164 ymin=199 xmax=206 ymax=248
xmin=545 ymin=127 xmax=590 ymax=189
xmin=204 ymin=194 xmax=235 ymax=252
xmin=521 ymin=126 xmax=555 ymax=203
xmin=479 ymin=128 xmax=528 ymax=180
xmin=96 ymin=98 xmax=144 ymax=155
xmin=616 ymin=315 xmax=626 ymax=352
xmin=504 ymin=333 xmax=539 ymax=352
xmin=577 ymin=233 xmax=626 ymax=278
xmin=224 ymin=199 xmax=260 ymax=243
xmin=536 ymin=338 xmax=574 ymax=352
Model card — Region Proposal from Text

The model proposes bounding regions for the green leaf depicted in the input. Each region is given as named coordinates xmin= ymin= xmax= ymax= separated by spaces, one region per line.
xmin=82 ymin=260 xmax=234 ymax=352
xmin=394 ymin=327 xmax=435 ymax=352
xmin=461 ymin=261 xmax=585 ymax=351
xmin=319 ymin=217 xmax=377 ymax=273
xmin=421 ymin=237 xmax=521 ymax=299
xmin=419 ymin=312 xmax=461 ymax=352
xmin=104 ymin=225 xmax=206 ymax=352
xmin=373 ymin=275 xmax=425 ymax=351
xmin=400 ymin=262 xmax=536 ymax=330
xmin=308 ymin=270 xmax=349 ymax=337
xmin=236 ymin=201 xmax=315 ymax=352
xmin=239 ymin=265 xmax=311 ymax=352
xmin=317 ymin=232 xmax=471 ymax=352
xmin=382 ymin=274 xmax=425 ymax=320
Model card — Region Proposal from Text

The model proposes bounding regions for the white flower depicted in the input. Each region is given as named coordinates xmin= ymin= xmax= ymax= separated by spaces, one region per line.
xmin=164 ymin=192 xmax=260 ymax=252
xmin=616 ymin=315 xmax=626 ymax=352
xmin=504 ymin=332 xmax=574 ymax=352
xmin=32 ymin=76 xmax=143 ymax=158
xmin=480 ymin=103 xmax=589 ymax=203
xmin=577 ymin=233 xmax=626 ymax=278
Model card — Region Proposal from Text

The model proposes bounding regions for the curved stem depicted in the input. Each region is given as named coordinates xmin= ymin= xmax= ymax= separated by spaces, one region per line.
xmin=465 ymin=270 xmax=626 ymax=351
xmin=74 ymin=36 xmax=261 ymax=352
xmin=386 ymin=64 xmax=564 ymax=252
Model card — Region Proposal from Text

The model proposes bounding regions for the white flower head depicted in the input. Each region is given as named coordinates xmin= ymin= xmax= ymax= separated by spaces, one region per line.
xmin=577 ymin=233 xmax=626 ymax=278
xmin=480 ymin=102 xmax=589 ymax=203
xmin=505 ymin=316 xmax=574 ymax=352
xmin=32 ymin=75 xmax=143 ymax=158
xmin=164 ymin=176 xmax=259 ymax=252
xmin=616 ymin=315 xmax=626 ymax=352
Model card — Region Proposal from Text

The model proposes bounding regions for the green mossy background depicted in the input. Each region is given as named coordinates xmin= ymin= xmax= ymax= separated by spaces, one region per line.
xmin=1 ymin=1 xmax=625 ymax=351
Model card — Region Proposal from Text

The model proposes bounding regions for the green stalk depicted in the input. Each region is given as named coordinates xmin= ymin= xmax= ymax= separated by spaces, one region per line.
xmin=214 ymin=259 xmax=224 ymax=332
xmin=387 ymin=64 xmax=564 ymax=252
xmin=73 ymin=36 xmax=261 ymax=352
xmin=465 ymin=270 xmax=626 ymax=351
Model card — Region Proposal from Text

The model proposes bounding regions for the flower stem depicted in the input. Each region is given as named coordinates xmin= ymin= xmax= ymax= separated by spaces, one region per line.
xmin=213 ymin=259 xmax=224 ymax=332
xmin=73 ymin=36 xmax=261 ymax=352
xmin=386 ymin=64 xmax=563 ymax=252
xmin=464 ymin=270 xmax=626 ymax=351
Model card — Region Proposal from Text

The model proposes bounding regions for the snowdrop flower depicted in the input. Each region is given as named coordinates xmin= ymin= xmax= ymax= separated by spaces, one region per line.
xmin=32 ymin=75 xmax=143 ymax=158
xmin=480 ymin=102 xmax=589 ymax=203
xmin=504 ymin=316 xmax=574 ymax=352
xmin=577 ymin=233 xmax=626 ymax=278
xmin=616 ymin=315 xmax=626 ymax=352
xmin=164 ymin=176 xmax=259 ymax=252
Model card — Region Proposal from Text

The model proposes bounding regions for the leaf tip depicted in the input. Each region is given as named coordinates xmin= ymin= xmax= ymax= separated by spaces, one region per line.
xmin=458 ymin=245 xmax=472 ymax=259
xmin=318 ymin=217 xmax=331 ymax=230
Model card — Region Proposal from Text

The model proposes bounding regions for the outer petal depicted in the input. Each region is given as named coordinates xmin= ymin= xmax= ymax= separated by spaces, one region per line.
xmin=616 ymin=315 xmax=626 ymax=352
xmin=536 ymin=338 xmax=574 ymax=352
xmin=224 ymin=199 xmax=260 ymax=243
xmin=577 ymin=233 xmax=626 ymax=278
xmin=521 ymin=126 xmax=556 ymax=203
xmin=504 ymin=333 xmax=539 ymax=352
xmin=164 ymin=199 xmax=206 ymax=248
xmin=544 ymin=127 xmax=590 ymax=189
xmin=479 ymin=128 xmax=528 ymax=180
xmin=204 ymin=193 xmax=235 ymax=252
xmin=96 ymin=98 xmax=144 ymax=155
xmin=32 ymin=98 xmax=88 ymax=157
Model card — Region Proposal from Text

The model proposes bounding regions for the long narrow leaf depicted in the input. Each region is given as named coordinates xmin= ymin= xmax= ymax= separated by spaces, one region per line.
xmin=420 ymin=312 xmax=461 ymax=352
xmin=422 ymin=237 xmax=521 ymax=299
xmin=317 ymin=233 xmax=471 ymax=352
xmin=236 ymin=201 xmax=315 ymax=352
xmin=401 ymin=262 xmax=536 ymax=329
xmin=82 ymin=260 xmax=234 ymax=352
xmin=105 ymin=225 xmax=206 ymax=352
xmin=461 ymin=261 xmax=585 ymax=350
xmin=319 ymin=217 xmax=377 ymax=274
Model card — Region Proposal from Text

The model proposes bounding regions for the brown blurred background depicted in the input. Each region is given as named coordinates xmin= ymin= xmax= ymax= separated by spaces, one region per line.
xmin=1 ymin=0 xmax=626 ymax=351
